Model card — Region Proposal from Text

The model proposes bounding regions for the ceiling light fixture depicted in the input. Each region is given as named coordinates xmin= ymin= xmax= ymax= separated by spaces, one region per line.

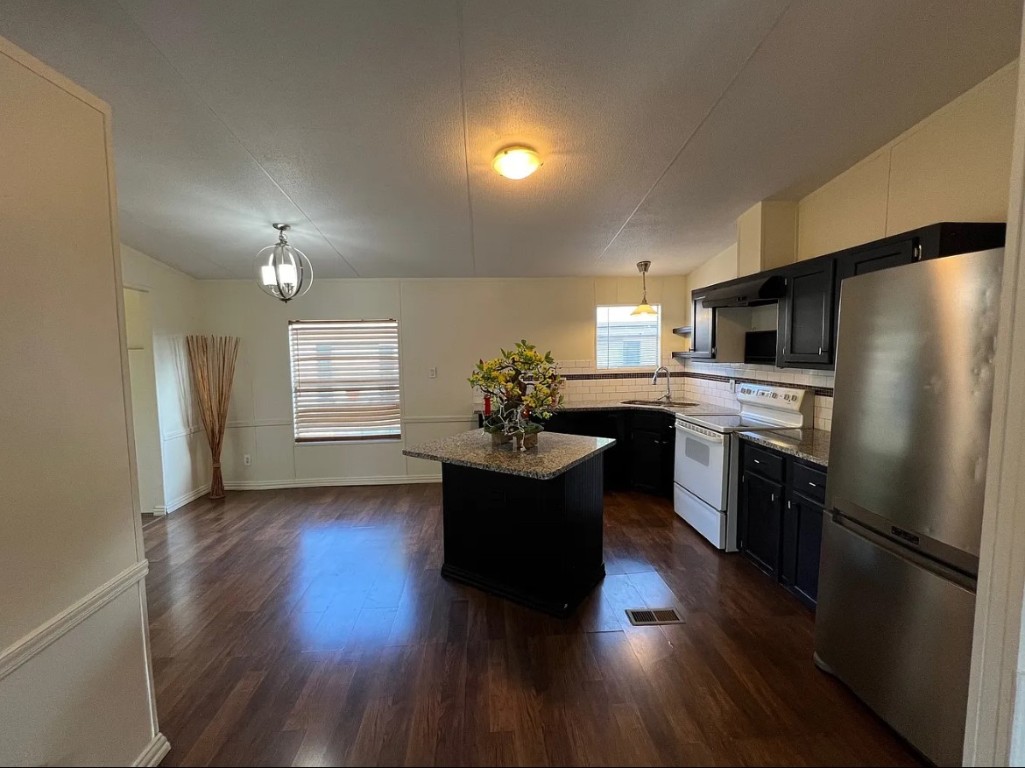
xmin=255 ymin=224 xmax=313 ymax=303
xmin=492 ymin=145 xmax=542 ymax=179
xmin=632 ymin=260 xmax=657 ymax=316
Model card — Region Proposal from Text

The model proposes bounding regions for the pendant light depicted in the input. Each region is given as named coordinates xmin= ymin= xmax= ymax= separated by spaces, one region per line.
xmin=631 ymin=260 xmax=657 ymax=315
xmin=254 ymin=223 xmax=313 ymax=303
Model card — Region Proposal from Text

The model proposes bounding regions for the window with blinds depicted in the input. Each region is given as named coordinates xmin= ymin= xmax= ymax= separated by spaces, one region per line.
xmin=288 ymin=320 xmax=401 ymax=442
xmin=596 ymin=305 xmax=661 ymax=369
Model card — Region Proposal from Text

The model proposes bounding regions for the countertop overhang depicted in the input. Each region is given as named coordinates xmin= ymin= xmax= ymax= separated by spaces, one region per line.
xmin=738 ymin=428 xmax=831 ymax=467
xmin=403 ymin=429 xmax=616 ymax=480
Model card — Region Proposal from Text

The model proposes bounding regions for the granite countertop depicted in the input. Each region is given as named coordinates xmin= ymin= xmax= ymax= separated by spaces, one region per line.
xmin=738 ymin=428 xmax=831 ymax=468
xmin=473 ymin=400 xmax=739 ymax=418
xmin=403 ymin=429 xmax=616 ymax=480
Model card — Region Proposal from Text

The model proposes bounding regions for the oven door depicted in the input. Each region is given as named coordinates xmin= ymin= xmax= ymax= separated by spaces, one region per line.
xmin=674 ymin=420 xmax=728 ymax=511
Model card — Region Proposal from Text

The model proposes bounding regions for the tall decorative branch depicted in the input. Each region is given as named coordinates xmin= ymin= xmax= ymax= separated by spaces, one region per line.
xmin=186 ymin=335 xmax=240 ymax=500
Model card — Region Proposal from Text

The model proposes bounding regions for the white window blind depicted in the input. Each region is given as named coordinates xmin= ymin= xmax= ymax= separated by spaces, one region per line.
xmin=596 ymin=305 xmax=661 ymax=369
xmin=288 ymin=320 xmax=401 ymax=442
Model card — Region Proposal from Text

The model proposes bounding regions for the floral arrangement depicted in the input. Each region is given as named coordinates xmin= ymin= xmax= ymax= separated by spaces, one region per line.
xmin=469 ymin=340 xmax=564 ymax=445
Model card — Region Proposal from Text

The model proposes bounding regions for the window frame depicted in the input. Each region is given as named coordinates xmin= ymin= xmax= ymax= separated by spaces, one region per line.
xmin=288 ymin=319 xmax=402 ymax=444
xmin=594 ymin=303 xmax=662 ymax=370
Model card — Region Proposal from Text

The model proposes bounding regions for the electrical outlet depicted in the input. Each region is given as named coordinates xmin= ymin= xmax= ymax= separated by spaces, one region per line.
xmin=243 ymin=454 xmax=252 ymax=466
xmin=428 ymin=367 xmax=438 ymax=379
xmin=729 ymin=378 xmax=736 ymax=393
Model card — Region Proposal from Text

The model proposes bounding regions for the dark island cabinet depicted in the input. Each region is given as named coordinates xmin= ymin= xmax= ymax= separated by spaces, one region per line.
xmin=777 ymin=258 xmax=835 ymax=368
xmin=739 ymin=439 xmax=828 ymax=610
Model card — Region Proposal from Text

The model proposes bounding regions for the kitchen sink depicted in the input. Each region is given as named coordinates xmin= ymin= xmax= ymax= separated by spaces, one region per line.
xmin=621 ymin=399 xmax=698 ymax=407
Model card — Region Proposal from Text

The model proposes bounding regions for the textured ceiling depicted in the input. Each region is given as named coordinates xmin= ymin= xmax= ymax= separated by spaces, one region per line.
xmin=0 ymin=0 xmax=1020 ymax=278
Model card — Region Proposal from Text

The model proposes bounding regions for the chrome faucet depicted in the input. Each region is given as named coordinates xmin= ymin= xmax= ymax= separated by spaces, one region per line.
xmin=652 ymin=366 xmax=671 ymax=402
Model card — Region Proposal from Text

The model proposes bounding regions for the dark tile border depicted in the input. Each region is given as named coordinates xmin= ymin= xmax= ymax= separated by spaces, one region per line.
xmin=561 ymin=370 xmax=833 ymax=398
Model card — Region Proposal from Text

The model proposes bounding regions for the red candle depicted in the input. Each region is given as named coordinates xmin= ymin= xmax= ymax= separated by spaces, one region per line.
xmin=483 ymin=395 xmax=491 ymax=416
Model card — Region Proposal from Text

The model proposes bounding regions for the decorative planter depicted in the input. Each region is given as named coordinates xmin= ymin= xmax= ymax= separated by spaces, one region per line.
xmin=490 ymin=431 xmax=512 ymax=446
xmin=518 ymin=431 xmax=539 ymax=451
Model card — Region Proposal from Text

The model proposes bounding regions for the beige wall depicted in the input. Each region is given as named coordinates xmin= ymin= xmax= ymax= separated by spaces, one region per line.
xmin=199 ymin=274 xmax=688 ymax=487
xmin=798 ymin=61 xmax=1017 ymax=260
xmin=690 ymin=243 xmax=739 ymax=290
xmin=0 ymin=37 xmax=162 ymax=765
xmin=688 ymin=61 xmax=1017 ymax=286
xmin=121 ymin=244 xmax=209 ymax=512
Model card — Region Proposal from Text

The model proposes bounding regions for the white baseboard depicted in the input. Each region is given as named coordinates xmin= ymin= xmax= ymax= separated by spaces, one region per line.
xmin=155 ymin=483 xmax=211 ymax=514
xmin=0 ymin=560 xmax=149 ymax=680
xmin=133 ymin=732 xmax=170 ymax=767
xmin=223 ymin=474 xmax=441 ymax=490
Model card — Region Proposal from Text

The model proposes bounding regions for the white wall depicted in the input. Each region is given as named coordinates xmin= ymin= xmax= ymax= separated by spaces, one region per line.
xmin=200 ymin=274 xmax=688 ymax=487
xmin=0 ymin=36 xmax=164 ymax=766
xmin=124 ymin=288 xmax=164 ymax=516
xmin=121 ymin=244 xmax=209 ymax=512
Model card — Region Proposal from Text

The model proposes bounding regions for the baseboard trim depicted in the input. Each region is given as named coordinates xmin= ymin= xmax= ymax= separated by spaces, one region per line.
xmin=133 ymin=732 xmax=170 ymax=767
xmin=0 ymin=560 xmax=149 ymax=680
xmin=224 ymin=474 xmax=441 ymax=490
xmin=157 ymin=483 xmax=211 ymax=514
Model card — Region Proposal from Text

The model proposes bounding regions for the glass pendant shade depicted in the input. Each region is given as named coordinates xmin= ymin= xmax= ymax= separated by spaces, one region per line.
xmin=631 ymin=302 xmax=657 ymax=316
xmin=254 ymin=226 xmax=313 ymax=302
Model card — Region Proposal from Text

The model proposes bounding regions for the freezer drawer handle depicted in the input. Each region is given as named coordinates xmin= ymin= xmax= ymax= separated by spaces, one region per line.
xmin=891 ymin=526 xmax=921 ymax=546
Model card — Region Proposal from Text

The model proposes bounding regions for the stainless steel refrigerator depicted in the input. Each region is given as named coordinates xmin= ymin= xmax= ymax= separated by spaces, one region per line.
xmin=815 ymin=247 xmax=1003 ymax=766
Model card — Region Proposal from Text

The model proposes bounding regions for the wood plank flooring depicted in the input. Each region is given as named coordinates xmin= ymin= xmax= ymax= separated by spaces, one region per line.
xmin=144 ymin=485 xmax=921 ymax=767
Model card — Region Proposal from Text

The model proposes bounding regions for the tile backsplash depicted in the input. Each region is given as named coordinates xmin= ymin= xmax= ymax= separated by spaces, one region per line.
xmin=554 ymin=358 xmax=833 ymax=432
xmin=470 ymin=357 xmax=835 ymax=431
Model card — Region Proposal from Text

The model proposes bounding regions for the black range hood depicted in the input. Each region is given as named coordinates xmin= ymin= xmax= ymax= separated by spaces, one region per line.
xmin=700 ymin=274 xmax=786 ymax=308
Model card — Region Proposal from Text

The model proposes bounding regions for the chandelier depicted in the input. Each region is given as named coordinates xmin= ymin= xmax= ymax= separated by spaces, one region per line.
xmin=254 ymin=223 xmax=313 ymax=302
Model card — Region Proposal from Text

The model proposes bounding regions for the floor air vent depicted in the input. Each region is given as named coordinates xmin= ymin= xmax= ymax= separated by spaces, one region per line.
xmin=626 ymin=608 xmax=683 ymax=626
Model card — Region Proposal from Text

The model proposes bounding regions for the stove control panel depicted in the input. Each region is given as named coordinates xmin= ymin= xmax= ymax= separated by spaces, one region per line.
xmin=735 ymin=383 xmax=813 ymax=427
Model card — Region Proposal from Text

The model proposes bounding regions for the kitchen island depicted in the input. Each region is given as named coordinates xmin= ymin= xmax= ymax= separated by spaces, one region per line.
xmin=404 ymin=429 xmax=615 ymax=616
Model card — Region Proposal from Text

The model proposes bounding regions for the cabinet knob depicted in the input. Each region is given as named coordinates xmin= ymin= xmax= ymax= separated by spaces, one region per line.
xmin=808 ymin=481 xmax=817 ymax=488
xmin=753 ymin=459 xmax=761 ymax=464
xmin=771 ymin=493 xmax=776 ymax=502
xmin=818 ymin=347 xmax=823 ymax=356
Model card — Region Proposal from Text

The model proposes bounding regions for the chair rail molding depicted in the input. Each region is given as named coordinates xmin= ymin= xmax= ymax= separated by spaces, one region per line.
xmin=0 ymin=560 xmax=149 ymax=680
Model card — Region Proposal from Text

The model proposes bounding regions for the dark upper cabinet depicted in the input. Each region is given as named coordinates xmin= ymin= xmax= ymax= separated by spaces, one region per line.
xmin=781 ymin=489 xmax=824 ymax=609
xmin=777 ymin=257 xmax=835 ymax=368
xmin=738 ymin=471 xmax=784 ymax=577
xmin=834 ymin=238 xmax=917 ymax=332
xmin=686 ymin=292 xmax=715 ymax=359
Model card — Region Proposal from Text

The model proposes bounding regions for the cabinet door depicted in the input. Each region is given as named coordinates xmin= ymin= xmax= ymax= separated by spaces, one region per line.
xmin=781 ymin=491 xmax=824 ymax=608
xmin=738 ymin=471 xmax=784 ymax=577
xmin=778 ymin=258 xmax=835 ymax=367
xmin=688 ymin=293 xmax=715 ymax=358
xmin=834 ymin=238 xmax=916 ymax=326
xmin=629 ymin=428 xmax=664 ymax=493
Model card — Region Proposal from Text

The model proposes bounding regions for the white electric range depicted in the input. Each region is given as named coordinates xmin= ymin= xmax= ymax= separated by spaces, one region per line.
xmin=673 ymin=383 xmax=813 ymax=551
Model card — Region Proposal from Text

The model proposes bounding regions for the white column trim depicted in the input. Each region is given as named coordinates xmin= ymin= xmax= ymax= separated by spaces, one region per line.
xmin=132 ymin=733 xmax=170 ymax=767
xmin=963 ymin=24 xmax=1025 ymax=767
xmin=0 ymin=560 xmax=149 ymax=680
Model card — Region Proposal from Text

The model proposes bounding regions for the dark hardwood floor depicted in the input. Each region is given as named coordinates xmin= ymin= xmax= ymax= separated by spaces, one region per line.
xmin=144 ymin=485 xmax=920 ymax=767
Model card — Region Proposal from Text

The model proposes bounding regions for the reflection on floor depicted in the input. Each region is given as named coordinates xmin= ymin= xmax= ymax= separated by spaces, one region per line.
xmin=144 ymin=485 xmax=921 ymax=767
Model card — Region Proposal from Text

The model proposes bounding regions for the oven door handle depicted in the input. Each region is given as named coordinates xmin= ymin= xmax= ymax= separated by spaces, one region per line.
xmin=675 ymin=422 xmax=725 ymax=444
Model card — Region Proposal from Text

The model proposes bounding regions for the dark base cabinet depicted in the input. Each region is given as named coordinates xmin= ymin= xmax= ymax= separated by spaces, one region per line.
xmin=544 ymin=408 xmax=675 ymax=497
xmin=440 ymin=458 xmax=606 ymax=617
xmin=738 ymin=440 xmax=827 ymax=609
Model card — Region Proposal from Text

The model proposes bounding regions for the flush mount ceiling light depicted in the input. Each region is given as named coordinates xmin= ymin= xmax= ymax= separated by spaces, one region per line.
xmin=632 ymin=260 xmax=657 ymax=316
xmin=492 ymin=145 xmax=542 ymax=179
xmin=254 ymin=223 xmax=313 ymax=303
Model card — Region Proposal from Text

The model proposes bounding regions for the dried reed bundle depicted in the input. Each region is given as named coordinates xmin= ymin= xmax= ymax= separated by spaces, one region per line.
xmin=186 ymin=334 xmax=240 ymax=500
